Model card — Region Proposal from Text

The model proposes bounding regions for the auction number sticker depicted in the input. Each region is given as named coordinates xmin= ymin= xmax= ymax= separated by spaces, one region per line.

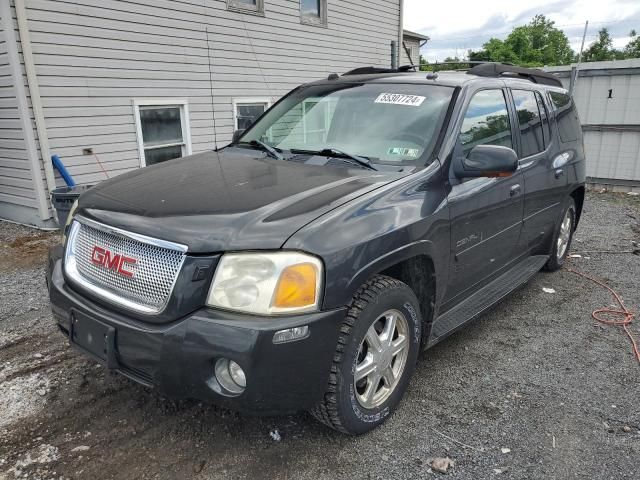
xmin=374 ymin=93 xmax=426 ymax=106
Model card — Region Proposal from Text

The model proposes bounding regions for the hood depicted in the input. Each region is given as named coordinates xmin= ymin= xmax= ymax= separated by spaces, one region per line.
xmin=77 ymin=150 xmax=401 ymax=253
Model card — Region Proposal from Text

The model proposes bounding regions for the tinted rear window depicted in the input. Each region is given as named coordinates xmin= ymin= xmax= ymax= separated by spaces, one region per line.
xmin=549 ymin=92 xmax=581 ymax=143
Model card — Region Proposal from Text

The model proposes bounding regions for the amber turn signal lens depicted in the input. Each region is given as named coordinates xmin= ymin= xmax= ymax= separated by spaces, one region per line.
xmin=273 ymin=263 xmax=318 ymax=309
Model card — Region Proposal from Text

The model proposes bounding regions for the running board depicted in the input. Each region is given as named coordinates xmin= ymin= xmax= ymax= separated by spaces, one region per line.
xmin=427 ymin=255 xmax=549 ymax=347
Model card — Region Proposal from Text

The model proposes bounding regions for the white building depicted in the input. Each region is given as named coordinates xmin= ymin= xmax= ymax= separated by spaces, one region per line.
xmin=0 ymin=0 xmax=404 ymax=227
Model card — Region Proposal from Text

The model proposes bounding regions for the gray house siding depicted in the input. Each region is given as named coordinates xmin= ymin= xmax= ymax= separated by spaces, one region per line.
xmin=0 ymin=1 xmax=53 ymax=226
xmin=19 ymin=0 xmax=400 ymax=190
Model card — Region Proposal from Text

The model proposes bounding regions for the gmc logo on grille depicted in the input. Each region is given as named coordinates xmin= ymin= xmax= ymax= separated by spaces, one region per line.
xmin=91 ymin=246 xmax=137 ymax=277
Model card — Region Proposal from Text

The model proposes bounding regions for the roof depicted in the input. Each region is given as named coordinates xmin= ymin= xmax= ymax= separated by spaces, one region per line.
xmin=329 ymin=63 xmax=564 ymax=89
xmin=403 ymin=29 xmax=430 ymax=42
xmin=544 ymin=58 xmax=640 ymax=73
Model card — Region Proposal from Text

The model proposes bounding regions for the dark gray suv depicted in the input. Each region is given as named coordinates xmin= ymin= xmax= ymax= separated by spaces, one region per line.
xmin=48 ymin=63 xmax=585 ymax=435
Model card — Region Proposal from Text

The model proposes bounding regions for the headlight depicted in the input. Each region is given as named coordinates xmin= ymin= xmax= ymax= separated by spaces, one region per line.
xmin=206 ymin=252 xmax=323 ymax=315
xmin=61 ymin=199 xmax=79 ymax=243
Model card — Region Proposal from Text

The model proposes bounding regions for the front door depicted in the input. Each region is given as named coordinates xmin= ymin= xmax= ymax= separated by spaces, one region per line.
xmin=442 ymin=89 xmax=524 ymax=310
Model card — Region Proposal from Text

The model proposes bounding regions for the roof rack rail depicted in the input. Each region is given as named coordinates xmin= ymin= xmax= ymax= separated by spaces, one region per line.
xmin=343 ymin=65 xmax=417 ymax=76
xmin=467 ymin=62 xmax=563 ymax=87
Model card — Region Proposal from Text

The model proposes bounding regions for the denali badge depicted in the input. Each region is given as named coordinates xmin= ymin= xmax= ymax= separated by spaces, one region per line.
xmin=90 ymin=246 xmax=136 ymax=277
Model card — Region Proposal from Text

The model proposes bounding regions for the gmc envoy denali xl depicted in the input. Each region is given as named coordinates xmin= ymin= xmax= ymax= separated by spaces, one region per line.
xmin=48 ymin=63 xmax=585 ymax=435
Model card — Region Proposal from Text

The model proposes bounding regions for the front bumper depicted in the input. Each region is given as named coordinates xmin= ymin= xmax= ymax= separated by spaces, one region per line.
xmin=47 ymin=250 xmax=345 ymax=415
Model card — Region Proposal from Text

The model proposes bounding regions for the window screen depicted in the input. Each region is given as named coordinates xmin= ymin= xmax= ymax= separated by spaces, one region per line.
xmin=458 ymin=89 xmax=513 ymax=156
xmin=512 ymin=90 xmax=545 ymax=158
xmin=301 ymin=0 xmax=320 ymax=16
xmin=549 ymin=92 xmax=581 ymax=143
xmin=138 ymin=106 xmax=186 ymax=166
xmin=236 ymin=103 xmax=268 ymax=131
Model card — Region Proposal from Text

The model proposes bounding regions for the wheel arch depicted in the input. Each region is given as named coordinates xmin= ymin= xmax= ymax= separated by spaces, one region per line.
xmin=337 ymin=242 xmax=441 ymax=348
xmin=379 ymin=254 xmax=436 ymax=347
xmin=570 ymin=185 xmax=585 ymax=228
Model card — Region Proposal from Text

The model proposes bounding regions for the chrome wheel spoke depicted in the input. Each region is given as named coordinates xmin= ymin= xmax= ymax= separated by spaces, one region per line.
xmin=362 ymin=373 xmax=381 ymax=408
xmin=381 ymin=365 xmax=396 ymax=387
xmin=355 ymin=353 xmax=376 ymax=382
xmin=381 ymin=312 xmax=397 ymax=347
xmin=365 ymin=326 xmax=383 ymax=353
xmin=391 ymin=334 xmax=407 ymax=356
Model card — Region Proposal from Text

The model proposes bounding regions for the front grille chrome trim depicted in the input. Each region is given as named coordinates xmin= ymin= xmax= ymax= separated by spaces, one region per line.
xmin=64 ymin=216 xmax=188 ymax=315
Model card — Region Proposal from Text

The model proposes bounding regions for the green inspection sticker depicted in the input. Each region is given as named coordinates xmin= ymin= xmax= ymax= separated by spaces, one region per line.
xmin=388 ymin=147 xmax=420 ymax=158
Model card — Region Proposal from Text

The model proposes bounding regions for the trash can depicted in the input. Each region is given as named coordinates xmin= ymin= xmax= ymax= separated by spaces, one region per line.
xmin=50 ymin=185 xmax=93 ymax=227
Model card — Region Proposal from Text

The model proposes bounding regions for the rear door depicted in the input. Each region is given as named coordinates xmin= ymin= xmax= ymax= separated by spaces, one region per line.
xmin=510 ymin=89 xmax=567 ymax=252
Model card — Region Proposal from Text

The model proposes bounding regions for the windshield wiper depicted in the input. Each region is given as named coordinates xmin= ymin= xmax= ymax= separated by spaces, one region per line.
xmin=295 ymin=147 xmax=378 ymax=171
xmin=244 ymin=139 xmax=284 ymax=161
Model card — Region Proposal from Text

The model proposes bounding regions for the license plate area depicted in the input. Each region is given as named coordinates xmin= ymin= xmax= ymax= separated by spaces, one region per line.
xmin=70 ymin=310 xmax=118 ymax=368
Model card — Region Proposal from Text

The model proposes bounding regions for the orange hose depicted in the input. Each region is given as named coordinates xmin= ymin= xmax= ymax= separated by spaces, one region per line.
xmin=565 ymin=266 xmax=640 ymax=364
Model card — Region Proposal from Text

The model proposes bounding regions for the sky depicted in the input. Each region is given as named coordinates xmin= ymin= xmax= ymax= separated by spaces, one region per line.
xmin=404 ymin=0 xmax=640 ymax=62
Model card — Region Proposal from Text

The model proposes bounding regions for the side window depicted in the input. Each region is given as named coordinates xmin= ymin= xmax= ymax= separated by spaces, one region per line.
xmin=512 ymin=90 xmax=545 ymax=158
xmin=458 ymin=89 xmax=513 ymax=156
xmin=535 ymin=91 xmax=551 ymax=147
xmin=549 ymin=92 xmax=580 ymax=143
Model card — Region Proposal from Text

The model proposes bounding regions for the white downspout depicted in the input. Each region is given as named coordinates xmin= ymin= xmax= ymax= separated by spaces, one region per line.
xmin=0 ymin=0 xmax=49 ymax=220
xmin=14 ymin=0 xmax=57 ymax=205
xmin=398 ymin=0 xmax=404 ymax=66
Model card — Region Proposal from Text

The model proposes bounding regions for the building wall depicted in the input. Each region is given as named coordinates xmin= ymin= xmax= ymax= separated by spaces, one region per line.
xmin=20 ymin=0 xmax=400 ymax=187
xmin=0 ymin=1 xmax=53 ymax=227
xmin=400 ymin=36 xmax=420 ymax=67
xmin=546 ymin=60 xmax=640 ymax=185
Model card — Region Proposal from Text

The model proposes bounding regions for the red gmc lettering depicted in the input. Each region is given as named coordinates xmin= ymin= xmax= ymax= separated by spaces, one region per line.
xmin=91 ymin=246 xmax=136 ymax=277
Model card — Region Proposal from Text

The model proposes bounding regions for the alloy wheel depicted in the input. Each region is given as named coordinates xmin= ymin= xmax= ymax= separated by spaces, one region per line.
xmin=353 ymin=309 xmax=410 ymax=409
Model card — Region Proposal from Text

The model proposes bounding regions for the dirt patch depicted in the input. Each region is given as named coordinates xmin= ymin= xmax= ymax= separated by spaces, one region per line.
xmin=0 ymin=230 xmax=59 ymax=271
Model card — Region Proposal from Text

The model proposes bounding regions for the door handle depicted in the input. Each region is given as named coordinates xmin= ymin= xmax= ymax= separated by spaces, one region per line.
xmin=554 ymin=169 xmax=564 ymax=179
xmin=509 ymin=184 xmax=521 ymax=197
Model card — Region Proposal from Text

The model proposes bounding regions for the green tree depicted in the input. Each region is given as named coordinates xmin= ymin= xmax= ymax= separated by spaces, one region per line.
xmin=623 ymin=30 xmax=640 ymax=58
xmin=582 ymin=28 xmax=616 ymax=62
xmin=468 ymin=14 xmax=574 ymax=66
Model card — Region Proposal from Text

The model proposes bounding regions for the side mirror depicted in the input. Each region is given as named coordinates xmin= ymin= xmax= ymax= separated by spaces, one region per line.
xmin=455 ymin=144 xmax=518 ymax=178
xmin=232 ymin=129 xmax=246 ymax=143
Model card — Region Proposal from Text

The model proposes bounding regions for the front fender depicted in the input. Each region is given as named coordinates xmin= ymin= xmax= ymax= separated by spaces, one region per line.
xmin=284 ymin=163 xmax=450 ymax=310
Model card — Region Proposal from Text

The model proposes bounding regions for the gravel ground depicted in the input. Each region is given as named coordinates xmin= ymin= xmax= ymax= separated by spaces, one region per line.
xmin=0 ymin=191 xmax=639 ymax=480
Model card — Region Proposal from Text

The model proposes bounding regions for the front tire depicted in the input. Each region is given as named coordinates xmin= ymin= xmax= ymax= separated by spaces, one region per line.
xmin=310 ymin=275 xmax=422 ymax=435
xmin=543 ymin=198 xmax=576 ymax=272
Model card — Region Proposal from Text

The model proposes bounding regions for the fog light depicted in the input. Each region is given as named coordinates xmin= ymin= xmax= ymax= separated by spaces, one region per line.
xmin=228 ymin=360 xmax=246 ymax=388
xmin=214 ymin=358 xmax=246 ymax=394
xmin=273 ymin=325 xmax=309 ymax=344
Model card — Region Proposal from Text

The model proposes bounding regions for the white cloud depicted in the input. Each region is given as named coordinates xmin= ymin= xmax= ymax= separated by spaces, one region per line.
xmin=404 ymin=0 xmax=640 ymax=62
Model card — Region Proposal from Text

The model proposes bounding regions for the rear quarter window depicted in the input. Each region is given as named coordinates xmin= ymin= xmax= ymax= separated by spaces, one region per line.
xmin=548 ymin=92 xmax=581 ymax=143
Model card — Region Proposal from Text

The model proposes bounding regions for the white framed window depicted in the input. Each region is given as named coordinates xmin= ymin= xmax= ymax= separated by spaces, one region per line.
xmin=232 ymin=97 xmax=271 ymax=131
xmin=300 ymin=0 xmax=327 ymax=26
xmin=133 ymin=99 xmax=191 ymax=167
xmin=227 ymin=0 xmax=264 ymax=15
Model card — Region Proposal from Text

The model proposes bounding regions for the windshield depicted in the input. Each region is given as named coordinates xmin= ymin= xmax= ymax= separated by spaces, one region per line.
xmin=237 ymin=83 xmax=455 ymax=166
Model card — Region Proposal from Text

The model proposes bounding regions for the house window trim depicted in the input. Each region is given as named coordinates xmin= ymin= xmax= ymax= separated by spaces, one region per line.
xmin=133 ymin=98 xmax=192 ymax=168
xmin=300 ymin=0 xmax=327 ymax=27
xmin=227 ymin=0 xmax=265 ymax=16
xmin=232 ymin=97 xmax=272 ymax=131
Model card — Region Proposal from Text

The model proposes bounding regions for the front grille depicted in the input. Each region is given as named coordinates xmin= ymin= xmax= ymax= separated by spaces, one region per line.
xmin=64 ymin=218 xmax=187 ymax=314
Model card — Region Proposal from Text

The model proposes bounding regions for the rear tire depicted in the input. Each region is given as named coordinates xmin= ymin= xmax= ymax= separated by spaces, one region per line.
xmin=310 ymin=275 xmax=422 ymax=435
xmin=543 ymin=198 xmax=576 ymax=272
